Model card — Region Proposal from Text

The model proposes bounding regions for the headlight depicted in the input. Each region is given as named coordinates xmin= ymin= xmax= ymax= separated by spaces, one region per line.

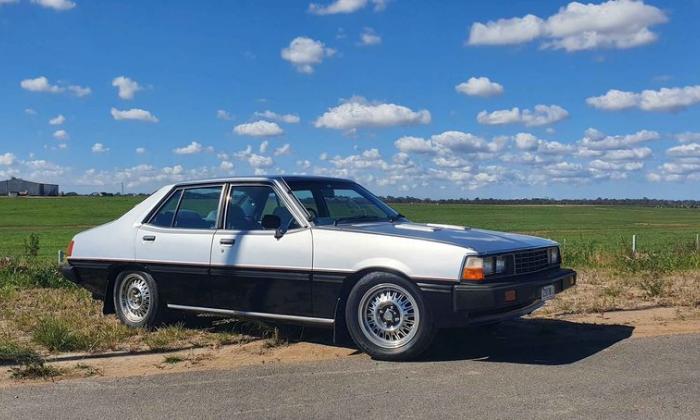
xmin=548 ymin=247 xmax=560 ymax=264
xmin=462 ymin=255 xmax=508 ymax=281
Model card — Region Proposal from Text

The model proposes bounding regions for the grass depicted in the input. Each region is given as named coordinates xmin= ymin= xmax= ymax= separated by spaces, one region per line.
xmin=393 ymin=203 xmax=700 ymax=271
xmin=0 ymin=340 xmax=42 ymax=365
xmin=0 ymin=197 xmax=698 ymax=378
xmin=1 ymin=196 xmax=699 ymax=269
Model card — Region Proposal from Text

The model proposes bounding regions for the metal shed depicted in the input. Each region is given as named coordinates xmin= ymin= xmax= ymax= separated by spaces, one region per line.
xmin=0 ymin=177 xmax=59 ymax=196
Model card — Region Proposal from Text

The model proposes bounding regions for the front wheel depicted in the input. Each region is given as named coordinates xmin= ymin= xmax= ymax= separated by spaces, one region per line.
xmin=345 ymin=272 xmax=435 ymax=361
xmin=113 ymin=270 xmax=163 ymax=329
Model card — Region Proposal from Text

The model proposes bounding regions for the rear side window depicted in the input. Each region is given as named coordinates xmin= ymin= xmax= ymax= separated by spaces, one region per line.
xmin=149 ymin=190 xmax=182 ymax=227
xmin=148 ymin=186 xmax=223 ymax=229
xmin=173 ymin=187 xmax=223 ymax=229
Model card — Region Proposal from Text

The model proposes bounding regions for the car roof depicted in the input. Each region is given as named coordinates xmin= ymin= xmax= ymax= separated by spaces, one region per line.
xmin=170 ymin=175 xmax=354 ymax=188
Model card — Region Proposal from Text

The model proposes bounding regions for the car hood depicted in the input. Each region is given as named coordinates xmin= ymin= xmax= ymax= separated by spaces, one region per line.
xmin=333 ymin=221 xmax=557 ymax=254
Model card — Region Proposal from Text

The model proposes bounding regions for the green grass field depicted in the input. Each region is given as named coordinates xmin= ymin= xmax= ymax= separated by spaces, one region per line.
xmin=1 ymin=197 xmax=699 ymax=269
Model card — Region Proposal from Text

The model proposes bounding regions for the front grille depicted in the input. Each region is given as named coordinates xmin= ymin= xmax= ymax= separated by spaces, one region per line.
xmin=514 ymin=248 xmax=550 ymax=274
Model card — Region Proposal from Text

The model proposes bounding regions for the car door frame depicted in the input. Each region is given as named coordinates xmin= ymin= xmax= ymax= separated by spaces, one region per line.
xmin=135 ymin=182 xmax=226 ymax=307
xmin=207 ymin=180 xmax=319 ymax=318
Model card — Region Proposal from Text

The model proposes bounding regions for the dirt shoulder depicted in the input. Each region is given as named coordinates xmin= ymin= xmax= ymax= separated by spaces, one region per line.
xmin=3 ymin=306 xmax=699 ymax=388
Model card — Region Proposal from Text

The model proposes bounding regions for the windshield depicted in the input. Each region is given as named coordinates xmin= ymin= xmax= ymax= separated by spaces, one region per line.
xmin=286 ymin=180 xmax=402 ymax=226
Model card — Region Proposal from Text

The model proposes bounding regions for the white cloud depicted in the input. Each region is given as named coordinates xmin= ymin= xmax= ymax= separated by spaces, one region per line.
xmin=220 ymin=161 xmax=234 ymax=172
xmin=359 ymin=28 xmax=382 ymax=46
xmin=308 ymin=0 xmax=386 ymax=15
xmin=431 ymin=131 xmax=488 ymax=153
xmin=455 ymin=76 xmax=504 ymax=97
xmin=0 ymin=152 xmax=16 ymax=166
xmin=675 ymin=132 xmax=700 ymax=143
xmin=589 ymin=160 xmax=643 ymax=172
xmin=216 ymin=110 xmax=233 ymax=120
xmin=281 ymin=37 xmax=335 ymax=74
xmin=667 ymin=143 xmax=700 ymax=158
xmin=259 ymin=140 xmax=269 ymax=154
xmin=53 ymin=129 xmax=69 ymax=140
xmin=0 ymin=0 xmax=19 ymax=6
xmin=20 ymin=77 xmax=90 ymax=97
xmin=587 ymin=85 xmax=700 ymax=112
xmin=112 ymin=76 xmax=142 ymax=100
xmin=110 ymin=107 xmax=159 ymax=123
xmin=233 ymin=120 xmax=284 ymax=137
xmin=20 ymin=76 xmax=62 ymax=93
xmin=469 ymin=14 xmax=545 ymax=46
xmin=274 ymin=143 xmax=292 ymax=156
xmin=248 ymin=154 xmax=274 ymax=168
xmin=31 ymin=0 xmax=75 ymax=10
xmin=513 ymin=132 xmax=539 ymax=150
xmin=468 ymin=0 xmax=667 ymax=51
xmin=49 ymin=114 xmax=65 ymax=125
xmin=91 ymin=143 xmax=109 ymax=153
xmin=67 ymin=85 xmax=91 ymax=97
xmin=477 ymin=104 xmax=568 ymax=127
xmin=21 ymin=76 xmax=90 ymax=96
xmin=24 ymin=108 xmax=37 ymax=115
xmin=315 ymin=96 xmax=431 ymax=130
xmin=173 ymin=141 xmax=204 ymax=155
xmin=601 ymin=147 xmax=652 ymax=161
xmin=253 ymin=110 xmax=300 ymax=124
xmin=135 ymin=147 xmax=146 ymax=154
xmin=579 ymin=128 xmax=659 ymax=150
xmin=394 ymin=136 xmax=435 ymax=154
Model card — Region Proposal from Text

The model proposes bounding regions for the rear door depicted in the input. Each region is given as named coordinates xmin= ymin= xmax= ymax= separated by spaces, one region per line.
xmin=209 ymin=183 xmax=313 ymax=316
xmin=135 ymin=185 xmax=224 ymax=307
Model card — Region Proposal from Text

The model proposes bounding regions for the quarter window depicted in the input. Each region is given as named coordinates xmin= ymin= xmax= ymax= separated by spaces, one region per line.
xmin=149 ymin=190 xmax=182 ymax=227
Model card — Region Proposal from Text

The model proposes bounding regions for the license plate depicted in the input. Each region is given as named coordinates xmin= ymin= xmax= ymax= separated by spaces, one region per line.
xmin=541 ymin=285 xmax=555 ymax=301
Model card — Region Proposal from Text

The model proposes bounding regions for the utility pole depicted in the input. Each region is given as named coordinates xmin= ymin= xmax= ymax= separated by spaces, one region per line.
xmin=121 ymin=182 xmax=124 ymax=195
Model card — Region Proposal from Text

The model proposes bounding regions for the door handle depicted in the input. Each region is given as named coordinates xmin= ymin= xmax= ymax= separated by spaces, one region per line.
xmin=219 ymin=238 xmax=235 ymax=246
xmin=142 ymin=235 xmax=156 ymax=242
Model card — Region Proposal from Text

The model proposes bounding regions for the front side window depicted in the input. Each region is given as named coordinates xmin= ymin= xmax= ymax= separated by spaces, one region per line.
xmin=287 ymin=181 xmax=400 ymax=226
xmin=225 ymin=185 xmax=298 ymax=231
xmin=149 ymin=186 xmax=222 ymax=229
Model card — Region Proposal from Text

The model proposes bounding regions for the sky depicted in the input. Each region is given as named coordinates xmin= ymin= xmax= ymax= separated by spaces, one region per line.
xmin=1 ymin=0 xmax=700 ymax=198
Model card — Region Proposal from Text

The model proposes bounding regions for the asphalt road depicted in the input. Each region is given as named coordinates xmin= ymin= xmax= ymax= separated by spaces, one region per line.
xmin=2 ymin=325 xmax=699 ymax=419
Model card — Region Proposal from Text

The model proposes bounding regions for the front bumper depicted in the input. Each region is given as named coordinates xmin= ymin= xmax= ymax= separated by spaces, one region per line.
xmin=420 ymin=268 xmax=576 ymax=327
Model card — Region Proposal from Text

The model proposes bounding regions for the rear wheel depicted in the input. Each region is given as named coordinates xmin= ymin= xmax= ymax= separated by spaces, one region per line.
xmin=345 ymin=272 xmax=435 ymax=361
xmin=113 ymin=271 xmax=163 ymax=329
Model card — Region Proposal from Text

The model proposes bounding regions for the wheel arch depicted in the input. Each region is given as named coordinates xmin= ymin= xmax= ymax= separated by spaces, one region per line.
xmin=333 ymin=266 xmax=416 ymax=329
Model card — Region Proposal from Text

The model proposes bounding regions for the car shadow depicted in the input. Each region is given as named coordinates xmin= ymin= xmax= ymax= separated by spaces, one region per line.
xmin=422 ymin=318 xmax=634 ymax=365
xmin=175 ymin=315 xmax=634 ymax=366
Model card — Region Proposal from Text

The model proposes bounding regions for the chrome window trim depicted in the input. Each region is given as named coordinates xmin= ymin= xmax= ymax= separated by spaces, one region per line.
xmin=167 ymin=304 xmax=334 ymax=326
xmin=143 ymin=183 xmax=225 ymax=230
xmin=221 ymin=181 xmax=309 ymax=232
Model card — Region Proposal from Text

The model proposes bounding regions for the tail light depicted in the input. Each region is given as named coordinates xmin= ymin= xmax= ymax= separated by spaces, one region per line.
xmin=66 ymin=240 xmax=74 ymax=257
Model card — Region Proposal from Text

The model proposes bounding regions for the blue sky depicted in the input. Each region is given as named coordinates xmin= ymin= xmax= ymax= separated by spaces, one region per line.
xmin=1 ymin=0 xmax=700 ymax=198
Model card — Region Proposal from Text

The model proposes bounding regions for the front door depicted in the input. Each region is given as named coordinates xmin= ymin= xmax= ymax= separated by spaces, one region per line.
xmin=209 ymin=184 xmax=313 ymax=316
xmin=135 ymin=185 xmax=223 ymax=307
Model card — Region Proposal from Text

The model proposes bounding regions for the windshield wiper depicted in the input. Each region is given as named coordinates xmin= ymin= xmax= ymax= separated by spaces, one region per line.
xmin=334 ymin=216 xmax=384 ymax=226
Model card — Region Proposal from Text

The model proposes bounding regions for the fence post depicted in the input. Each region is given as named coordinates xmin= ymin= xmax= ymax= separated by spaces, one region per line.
xmin=632 ymin=234 xmax=637 ymax=255
xmin=57 ymin=249 xmax=64 ymax=264
xmin=696 ymin=234 xmax=699 ymax=252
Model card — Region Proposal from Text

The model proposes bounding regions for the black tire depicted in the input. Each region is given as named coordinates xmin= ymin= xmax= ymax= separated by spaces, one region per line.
xmin=345 ymin=272 xmax=435 ymax=361
xmin=113 ymin=270 xmax=164 ymax=329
